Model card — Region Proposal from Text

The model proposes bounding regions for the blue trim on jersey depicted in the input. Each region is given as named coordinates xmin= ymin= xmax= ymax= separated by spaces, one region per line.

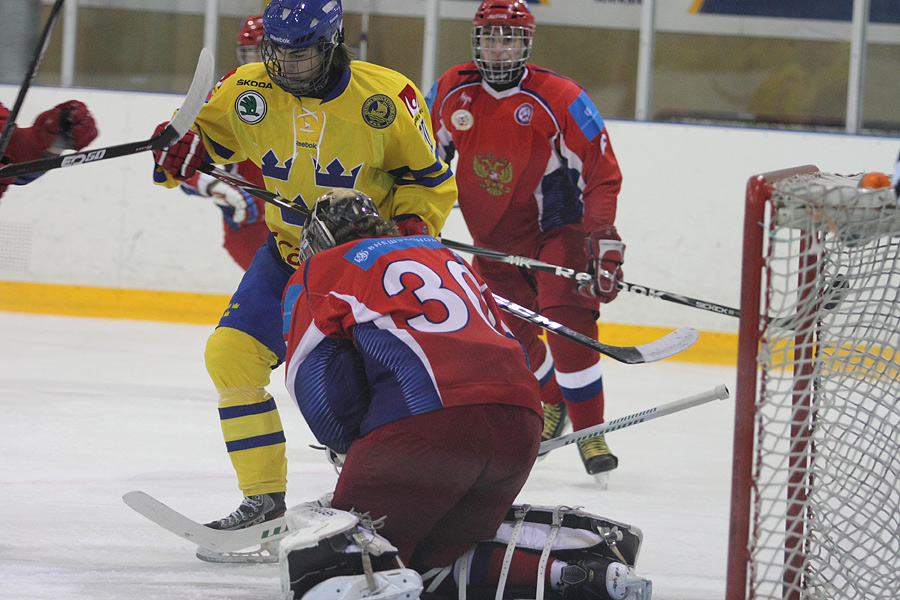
xmin=353 ymin=322 xmax=443 ymax=433
xmin=282 ymin=282 xmax=305 ymax=336
xmin=218 ymin=235 xmax=294 ymax=363
xmin=539 ymin=165 xmax=585 ymax=232
xmin=225 ymin=430 xmax=286 ymax=453
xmin=341 ymin=235 xmax=445 ymax=271
xmin=218 ymin=397 xmax=278 ymax=420
xmin=291 ymin=338 xmax=369 ymax=453
xmin=558 ymin=377 xmax=604 ymax=404
xmin=568 ymin=91 xmax=604 ymax=142
xmin=394 ymin=166 xmax=454 ymax=188
xmin=206 ymin=136 xmax=236 ymax=160
xmin=322 ymin=68 xmax=352 ymax=103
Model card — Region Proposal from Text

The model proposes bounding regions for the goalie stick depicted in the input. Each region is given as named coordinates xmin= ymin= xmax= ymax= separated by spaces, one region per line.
xmin=441 ymin=238 xmax=741 ymax=318
xmin=0 ymin=0 xmax=66 ymax=158
xmin=539 ymin=384 xmax=730 ymax=455
xmin=122 ymin=490 xmax=289 ymax=552
xmin=0 ymin=47 xmax=214 ymax=180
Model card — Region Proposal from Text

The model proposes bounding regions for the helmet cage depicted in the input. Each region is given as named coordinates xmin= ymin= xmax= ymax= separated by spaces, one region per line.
xmin=261 ymin=0 xmax=344 ymax=97
xmin=261 ymin=36 xmax=340 ymax=97
xmin=471 ymin=24 xmax=533 ymax=85
xmin=298 ymin=189 xmax=381 ymax=262
xmin=237 ymin=44 xmax=263 ymax=65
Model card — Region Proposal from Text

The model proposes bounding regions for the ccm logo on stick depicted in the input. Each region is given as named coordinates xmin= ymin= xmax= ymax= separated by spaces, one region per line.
xmin=62 ymin=149 xmax=107 ymax=167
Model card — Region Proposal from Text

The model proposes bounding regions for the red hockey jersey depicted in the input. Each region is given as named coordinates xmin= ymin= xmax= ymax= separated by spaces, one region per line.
xmin=282 ymin=235 xmax=541 ymax=452
xmin=427 ymin=63 xmax=622 ymax=252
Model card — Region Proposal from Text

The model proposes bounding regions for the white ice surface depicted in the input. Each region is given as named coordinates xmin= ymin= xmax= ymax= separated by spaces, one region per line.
xmin=0 ymin=312 xmax=737 ymax=600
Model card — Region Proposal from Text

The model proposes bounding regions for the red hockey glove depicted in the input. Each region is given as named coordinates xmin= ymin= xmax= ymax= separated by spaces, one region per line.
xmin=392 ymin=215 xmax=429 ymax=237
xmin=32 ymin=100 xmax=98 ymax=151
xmin=152 ymin=123 xmax=205 ymax=181
xmin=577 ymin=225 xmax=625 ymax=303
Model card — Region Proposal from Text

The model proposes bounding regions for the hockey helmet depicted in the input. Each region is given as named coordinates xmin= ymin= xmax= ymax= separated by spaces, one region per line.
xmin=299 ymin=189 xmax=381 ymax=261
xmin=471 ymin=0 xmax=535 ymax=86
xmin=261 ymin=0 xmax=344 ymax=97
xmin=236 ymin=15 xmax=265 ymax=65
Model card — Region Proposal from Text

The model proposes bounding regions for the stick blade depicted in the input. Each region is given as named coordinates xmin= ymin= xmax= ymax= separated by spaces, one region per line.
xmin=634 ymin=326 xmax=699 ymax=363
xmin=167 ymin=47 xmax=214 ymax=140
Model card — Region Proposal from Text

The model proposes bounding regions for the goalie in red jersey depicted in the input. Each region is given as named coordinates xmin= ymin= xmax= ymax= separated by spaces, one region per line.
xmin=0 ymin=99 xmax=97 ymax=200
xmin=426 ymin=0 xmax=624 ymax=484
xmin=278 ymin=188 xmax=652 ymax=600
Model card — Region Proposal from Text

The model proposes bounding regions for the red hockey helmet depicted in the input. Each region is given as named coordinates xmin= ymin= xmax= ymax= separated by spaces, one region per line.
xmin=236 ymin=14 xmax=264 ymax=65
xmin=471 ymin=0 xmax=535 ymax=86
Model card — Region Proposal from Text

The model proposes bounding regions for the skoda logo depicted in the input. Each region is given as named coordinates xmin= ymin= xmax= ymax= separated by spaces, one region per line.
xmin=236 ymin=91 xmax=267 ymax=124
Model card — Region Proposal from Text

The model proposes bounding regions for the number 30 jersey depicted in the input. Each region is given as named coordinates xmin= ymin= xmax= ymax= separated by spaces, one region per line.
xmin=282 ymin=235 xmax=541 ymax=453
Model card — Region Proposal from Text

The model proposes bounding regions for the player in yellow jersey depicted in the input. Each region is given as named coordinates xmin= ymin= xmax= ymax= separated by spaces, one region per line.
xmin=151 ymin=0 xmax=457 ymax=530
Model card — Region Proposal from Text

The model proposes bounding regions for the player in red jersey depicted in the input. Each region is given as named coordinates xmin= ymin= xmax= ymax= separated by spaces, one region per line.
xmin=283 ymin=188 xmax=542 ymax=569
xmin=426 ymin=0 xmax=625 ymax=484
xmin=0 ymin=100 xmax=97 ymax=200
xmin=280 ymin=189 xmax=652 ymax=600
xmin=170 ymin=14 xmax=269 ymax=270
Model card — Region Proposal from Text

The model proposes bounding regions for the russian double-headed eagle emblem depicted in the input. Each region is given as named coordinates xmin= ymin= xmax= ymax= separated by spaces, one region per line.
xmin=473 ymin=153 xmax=512 ymax=196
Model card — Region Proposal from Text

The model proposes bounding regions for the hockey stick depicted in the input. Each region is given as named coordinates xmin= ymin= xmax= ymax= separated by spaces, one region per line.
xmin=0 ymin=47 xmax=214 ymax=180
xmin=441 ymin=238 xmax=741 ymax=318
xmin=538 ymin=384 xmax=730 ymax=455
xmin=0 ymin=0 xmax=66 ymax=159
xmin=181 ymin=174 xmax=698 ymax=363
xmin=493 ymin=294 xmax=698 ymax=364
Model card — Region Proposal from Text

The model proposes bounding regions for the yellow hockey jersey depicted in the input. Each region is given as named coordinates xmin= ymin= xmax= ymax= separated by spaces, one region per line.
xmin=156 ymin=61 xmax=457 ymax=268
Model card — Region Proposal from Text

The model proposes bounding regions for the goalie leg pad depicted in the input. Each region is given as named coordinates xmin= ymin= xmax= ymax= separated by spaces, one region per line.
xmin=301 ymin=569 xmax=423 ymax=600
xmin=492 ymin=505 xmax=643 ymax=568
xmin=279 ymin=502 xmax=403 ymax=600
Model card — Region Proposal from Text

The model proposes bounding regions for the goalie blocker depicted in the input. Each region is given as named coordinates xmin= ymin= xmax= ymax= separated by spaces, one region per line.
xmin=280 ymin=502 xmax=651 ymax=600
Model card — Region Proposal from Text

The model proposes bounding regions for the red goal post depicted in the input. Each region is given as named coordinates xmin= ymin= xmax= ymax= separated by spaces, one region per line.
xmin=726 ymin=165 xmax=900 ymax=600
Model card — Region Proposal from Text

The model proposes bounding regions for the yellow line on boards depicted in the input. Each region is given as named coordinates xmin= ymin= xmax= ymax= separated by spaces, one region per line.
xmin=0 ymin=281 xmax=229 ymax=325
xmin=0 ymin=280 xmax=738 ymax=365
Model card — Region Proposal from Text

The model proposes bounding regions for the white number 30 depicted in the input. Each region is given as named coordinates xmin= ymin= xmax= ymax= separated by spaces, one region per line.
xmin=382 ymin=259 xmax=501 ymax=335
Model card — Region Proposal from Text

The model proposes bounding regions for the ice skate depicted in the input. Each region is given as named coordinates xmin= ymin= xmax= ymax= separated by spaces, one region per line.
xmin=205 ymin=492 xmax=286 ymax=530
xmin=577 ymin=436 xmax=618 ymax=489
xmin=542 ymin=401 xmax=569 ymax=442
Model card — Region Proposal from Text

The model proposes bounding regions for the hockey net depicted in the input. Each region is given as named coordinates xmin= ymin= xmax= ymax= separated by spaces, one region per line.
xmin=726 ymin=165 xmax=900 ymax=600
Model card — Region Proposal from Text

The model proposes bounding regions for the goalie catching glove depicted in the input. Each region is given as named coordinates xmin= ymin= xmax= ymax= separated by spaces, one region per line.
xmin=152 ymin=123 xmax=205 ymax=181
xmin=577 ymin=226 xmax=625 ymax=303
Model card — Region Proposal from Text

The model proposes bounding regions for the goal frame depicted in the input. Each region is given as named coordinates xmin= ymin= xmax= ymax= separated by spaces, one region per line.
xmin=725 ymin=164 xmax=819 ymax=600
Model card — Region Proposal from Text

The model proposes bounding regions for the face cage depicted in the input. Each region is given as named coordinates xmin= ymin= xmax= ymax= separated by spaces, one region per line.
xmin=237 ymin=44 xmax=262 ymax=66
xmin=298 ymin=216 xmax=337 ymax=263
xmin=471 ymin=25 xmax=532 ymax=85
xmin=261 ymin=39 xmax=336 ymax=98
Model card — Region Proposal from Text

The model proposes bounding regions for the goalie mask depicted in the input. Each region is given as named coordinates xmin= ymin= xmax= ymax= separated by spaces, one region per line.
xmin=298 ymin=189 xmax=381 ymax=262
xmin=471 ymin=0 xmax=535 ymax=86
xmin=261 ymin=0 xmax=344 ymax=98
xmin=236 ymin=15 xmax=265 ymax=65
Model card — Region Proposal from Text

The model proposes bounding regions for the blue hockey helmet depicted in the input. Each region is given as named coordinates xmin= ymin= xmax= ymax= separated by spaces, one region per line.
xmin=261 ymin=0 xmax=344 ymax=97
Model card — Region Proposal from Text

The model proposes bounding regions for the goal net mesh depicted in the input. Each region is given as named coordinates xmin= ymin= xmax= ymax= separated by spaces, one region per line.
xmin=747 ymin=171 xmax=900 ymax=600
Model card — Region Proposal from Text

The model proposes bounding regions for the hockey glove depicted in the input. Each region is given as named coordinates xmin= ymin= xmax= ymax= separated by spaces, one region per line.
xmin=207 ymin=180 xmax=259 ymax=229
xmin=577 ymin=225 xmax=625 ymax=303
xmin=31 ymin=100 xmax=98 ymax=152
xmin=392 ymin=214 xmax=429 ymax=237
xmin=152 ymin=123 xmax=205 ymax=181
